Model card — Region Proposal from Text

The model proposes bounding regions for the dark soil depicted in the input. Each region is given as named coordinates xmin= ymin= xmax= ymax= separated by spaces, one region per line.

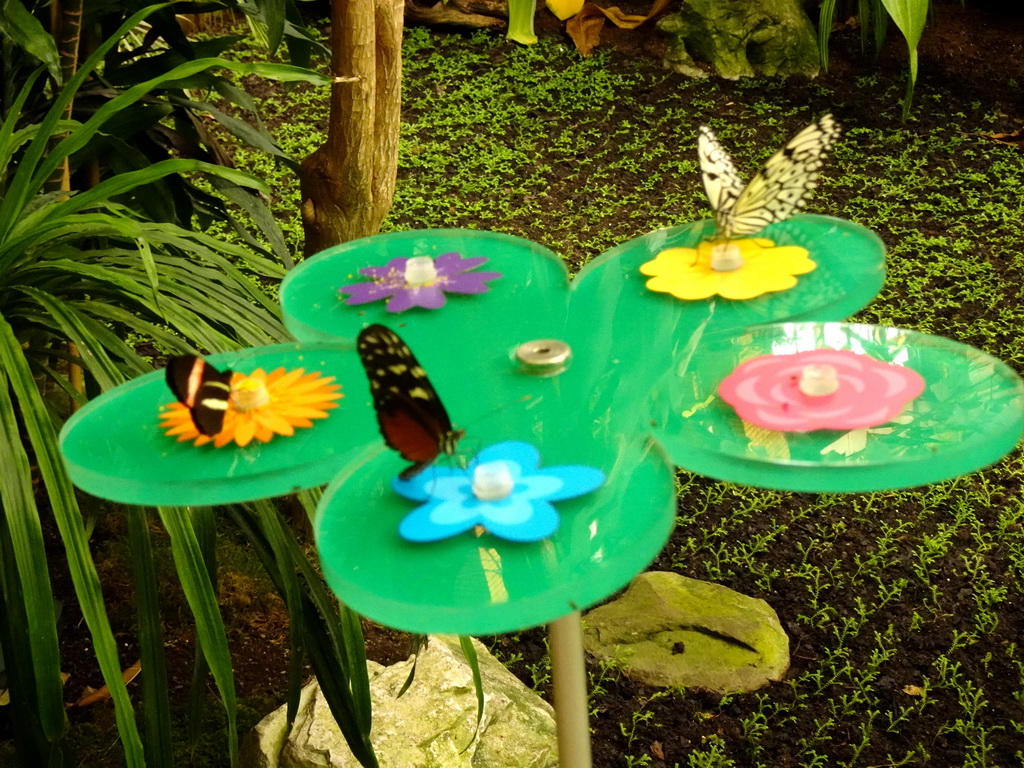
xmin=13 ymin=1 xmax=1024 ymax=767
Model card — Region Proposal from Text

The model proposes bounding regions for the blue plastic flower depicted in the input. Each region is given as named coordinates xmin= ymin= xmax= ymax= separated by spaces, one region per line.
xmin=392 ymin=441 xmax=605 ymax=543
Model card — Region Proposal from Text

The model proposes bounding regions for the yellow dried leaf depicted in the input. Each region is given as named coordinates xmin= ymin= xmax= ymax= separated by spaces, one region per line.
xmin=566 ymin=0 xmax=671 ymax=56
xmin=902 ymin=684 xmax=924 ymax=696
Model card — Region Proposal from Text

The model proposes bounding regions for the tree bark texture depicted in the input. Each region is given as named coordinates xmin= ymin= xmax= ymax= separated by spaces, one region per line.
xmin=299 ymin=0 xmax=404 ymax=255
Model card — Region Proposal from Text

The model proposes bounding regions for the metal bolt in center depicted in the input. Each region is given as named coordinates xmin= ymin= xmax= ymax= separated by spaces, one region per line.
xmin=515 ymin=338 xmax=571 ymax=376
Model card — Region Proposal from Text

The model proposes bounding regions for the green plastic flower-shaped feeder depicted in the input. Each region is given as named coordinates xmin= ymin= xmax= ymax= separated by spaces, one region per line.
xmin=283 ymin=230 xmax=681 ymax=634
xmin=56 ymin=216 xmax=1024 ymax=768
xmin=59 ymin=343 xmax=377 ymax=506
xmin=276 ymin=220 xmax=895 ymax=767
xmin=651 ymin=322 xmax=1024 ymax=493
xmin=316 ymin=430 xmax=673 ymax=635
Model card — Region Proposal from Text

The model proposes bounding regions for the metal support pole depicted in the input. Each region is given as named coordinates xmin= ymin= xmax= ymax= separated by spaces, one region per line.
xmin=549 ymin=610 xmax=592 ymax=768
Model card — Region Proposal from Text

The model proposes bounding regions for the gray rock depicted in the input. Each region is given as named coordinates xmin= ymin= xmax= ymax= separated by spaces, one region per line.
xmin=583 ymin=571 xmax=789 ymax=693
xmin=242 ymin=636 xmax=557 ymax=768
xmin=657 ymin=0 xmax=820 ymax=79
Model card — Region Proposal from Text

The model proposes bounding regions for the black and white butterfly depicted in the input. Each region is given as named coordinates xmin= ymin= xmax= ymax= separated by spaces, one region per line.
xmin=698 ymin=114 xmax=841 ymax=240
xmin=165 ymin=355 xmax=233 ymax=436
xmin=356 ymin=324 xmax=465 ymax=480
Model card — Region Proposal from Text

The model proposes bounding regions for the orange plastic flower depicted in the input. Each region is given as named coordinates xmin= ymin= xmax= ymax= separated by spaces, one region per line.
xmin=159 ymin=367 xmax=343 ymax=448
xmin=639 ymin=238 xmax=817 ymax=300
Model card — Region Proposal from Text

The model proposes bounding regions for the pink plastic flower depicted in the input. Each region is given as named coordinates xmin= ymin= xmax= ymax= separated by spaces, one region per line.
xmin=718 ymin=349 xmax=925 ymax=432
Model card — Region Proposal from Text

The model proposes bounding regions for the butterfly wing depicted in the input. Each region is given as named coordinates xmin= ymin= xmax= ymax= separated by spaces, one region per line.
xmin=720 ymin=114 xmax=841 ymax=239
xmin=698 ymin=124 xmax=747 ymax=232
xmin=165 ymin=355 xmax=233 ymax=436
xmin=356 ymin=324 xmax=464 ymax=479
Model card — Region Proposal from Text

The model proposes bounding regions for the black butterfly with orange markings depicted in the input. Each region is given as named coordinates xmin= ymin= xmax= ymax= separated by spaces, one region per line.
xmin=356 ymin=324 xmax=465 ymax=480
xmin=165 ymin=355 xmax=233 ymax=436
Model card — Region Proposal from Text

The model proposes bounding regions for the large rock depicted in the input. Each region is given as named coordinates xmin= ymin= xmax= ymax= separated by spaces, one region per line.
xmin=657 ymin=0 xmax=820 ymax=79
xmin=242 ymin=636 xmax=557 ymax=768
xmin=583 ymin=571 xmax=789 ymax=693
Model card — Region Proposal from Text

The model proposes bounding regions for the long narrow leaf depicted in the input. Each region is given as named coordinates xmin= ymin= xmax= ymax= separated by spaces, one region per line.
xmin=873 ymin=0 xmax=889 ymax=53
xmin=14 ymin=286 xmax=126 ymax=389
xmin=0 ymin=3 xmax=175 ymax=240
xmin=23 ymin=355 xmax=89 ymax=409
xmin=169 ymin=95 xmax=288 ymax=159
xmin=69 ymin=301 xmax=196 ymax=356
xmin=0 ymin=68 xmax=45 ymax=175
xmin=253 ymin=0 xmax=287 ymax=54
xmin=299 ymin=596 xmax=379 ymax=768
xmin=0 ymin=0 xmax=60 ymax=81
xmin=458 ymin=636 xmax=485 ymax=751
xmin=879 ymin=0 xmax=928 ymax=118
xmin=206 ymin=179 xmax=295 ymax=269
xmin=0 ymin=523 xmax=54 ymax=765
xmin=135 ymin=236 xmax=162 ymax=316
xmin=23 ymin=159 xmax=269 ymax=232
xmin=30 ymin=57 xmax=327 ymax=199
xmin=248 ymin=500 xmax=306 ymax=726
xmin=185 ymin=505 xmax=216 ymax=750
xmin=0 ymin=312 xmax=146 ymax=767
xmin=126 ymin=506 xmax=174 ymax=768
xmin=283 ymin=533 xmax=375 ymax=745
xmin=158 ymin=506 xmax=239 ymax=766
xmin=0 ymin=366 xmax=64 ymax=741
xmin=818 ymin=0 xmax=837 ymax=71
xmin=226 ymin=504 xmax=377 ymax=767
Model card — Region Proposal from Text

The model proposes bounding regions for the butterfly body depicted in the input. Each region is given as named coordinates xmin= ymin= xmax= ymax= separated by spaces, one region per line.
xmin=698 ymin=115 xmax=841 ymax=240
xmin=357 ymin=324 xmax=464 ymax=479
xmin=165 ymin=355 xmax=234 ymax=436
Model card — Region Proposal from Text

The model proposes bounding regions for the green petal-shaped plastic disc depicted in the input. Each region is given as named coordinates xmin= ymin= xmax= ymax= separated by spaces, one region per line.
xmin=654 ymin=322 xmax=1024 ymax=492
xmin=281 ymin=229 xmax=570 ymax=346
xmin=566 ymin=215 xmax=885 ymax=386
xmin=315 ymin=422 xmax=675 ymax=635
xmin=59 ymin=344 xmax=377 ymax=506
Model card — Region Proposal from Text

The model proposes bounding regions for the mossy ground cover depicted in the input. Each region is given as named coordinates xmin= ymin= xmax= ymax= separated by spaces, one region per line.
xmin=36 ymin=2 xmax=1024 ymax=766
xmin=247 ymin=14 xmax=1024 ymax=764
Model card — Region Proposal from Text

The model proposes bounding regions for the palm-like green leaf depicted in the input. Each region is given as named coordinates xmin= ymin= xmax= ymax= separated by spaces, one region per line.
xmin=0 ymin=364 xmax=64 ymax=742
xmin=158 ymin=506 xmax=239 ymax=766
xmin=0 ymin=313 xmax=147 ymax=766
xmin=0 ymin=6 xmax=378 ymax=767
xmin=0 ymin=0 xmax=60 ymax=81
xmin=126 ymin=506 xmax=174 ymax=768
xmin=224 ymin=503 xmax=378 ymax=767
xmin=817 ymin=0 xmax=837 ymax=70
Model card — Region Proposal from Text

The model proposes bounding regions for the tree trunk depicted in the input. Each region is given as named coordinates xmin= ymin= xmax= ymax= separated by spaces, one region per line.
xmin=299 ymin=0 xmax=404 ymax=256
xmin=51 ymin=0 xmax=87 ymax=403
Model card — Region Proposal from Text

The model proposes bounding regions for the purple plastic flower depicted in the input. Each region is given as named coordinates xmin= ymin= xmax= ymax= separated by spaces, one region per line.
xmin=339 ymin=252 xmax=502 ymax=313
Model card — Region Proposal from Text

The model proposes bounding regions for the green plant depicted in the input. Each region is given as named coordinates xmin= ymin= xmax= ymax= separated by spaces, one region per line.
xmin=507 ymin=0 xmax=539 ymax=44
xmin=0 ymin=7 xmax=376 ymax=767
xmin=818 ymin=0 xmax=929 ymax=118
xmin=2 ymin=0 xmax=328 ymax=269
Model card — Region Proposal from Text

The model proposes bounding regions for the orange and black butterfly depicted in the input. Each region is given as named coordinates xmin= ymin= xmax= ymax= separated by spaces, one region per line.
xmin=165 ymin=355 xmax=233 ymax=436
xmin=356 ymin=324 xmax=464 ymax=480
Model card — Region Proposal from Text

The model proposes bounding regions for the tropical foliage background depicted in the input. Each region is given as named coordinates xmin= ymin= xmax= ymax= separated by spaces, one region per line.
xmin=0 ymin=3 xmax=377 ymax=766
xmin=0 ymin=0 xmax=1011 ymax=766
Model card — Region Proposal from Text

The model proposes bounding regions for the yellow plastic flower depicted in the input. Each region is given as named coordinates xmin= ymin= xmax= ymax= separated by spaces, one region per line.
xmin=159 ymin=367 xmax=343 ymax=448
xmin=639 ymin=238 xmax=816 ymax=300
